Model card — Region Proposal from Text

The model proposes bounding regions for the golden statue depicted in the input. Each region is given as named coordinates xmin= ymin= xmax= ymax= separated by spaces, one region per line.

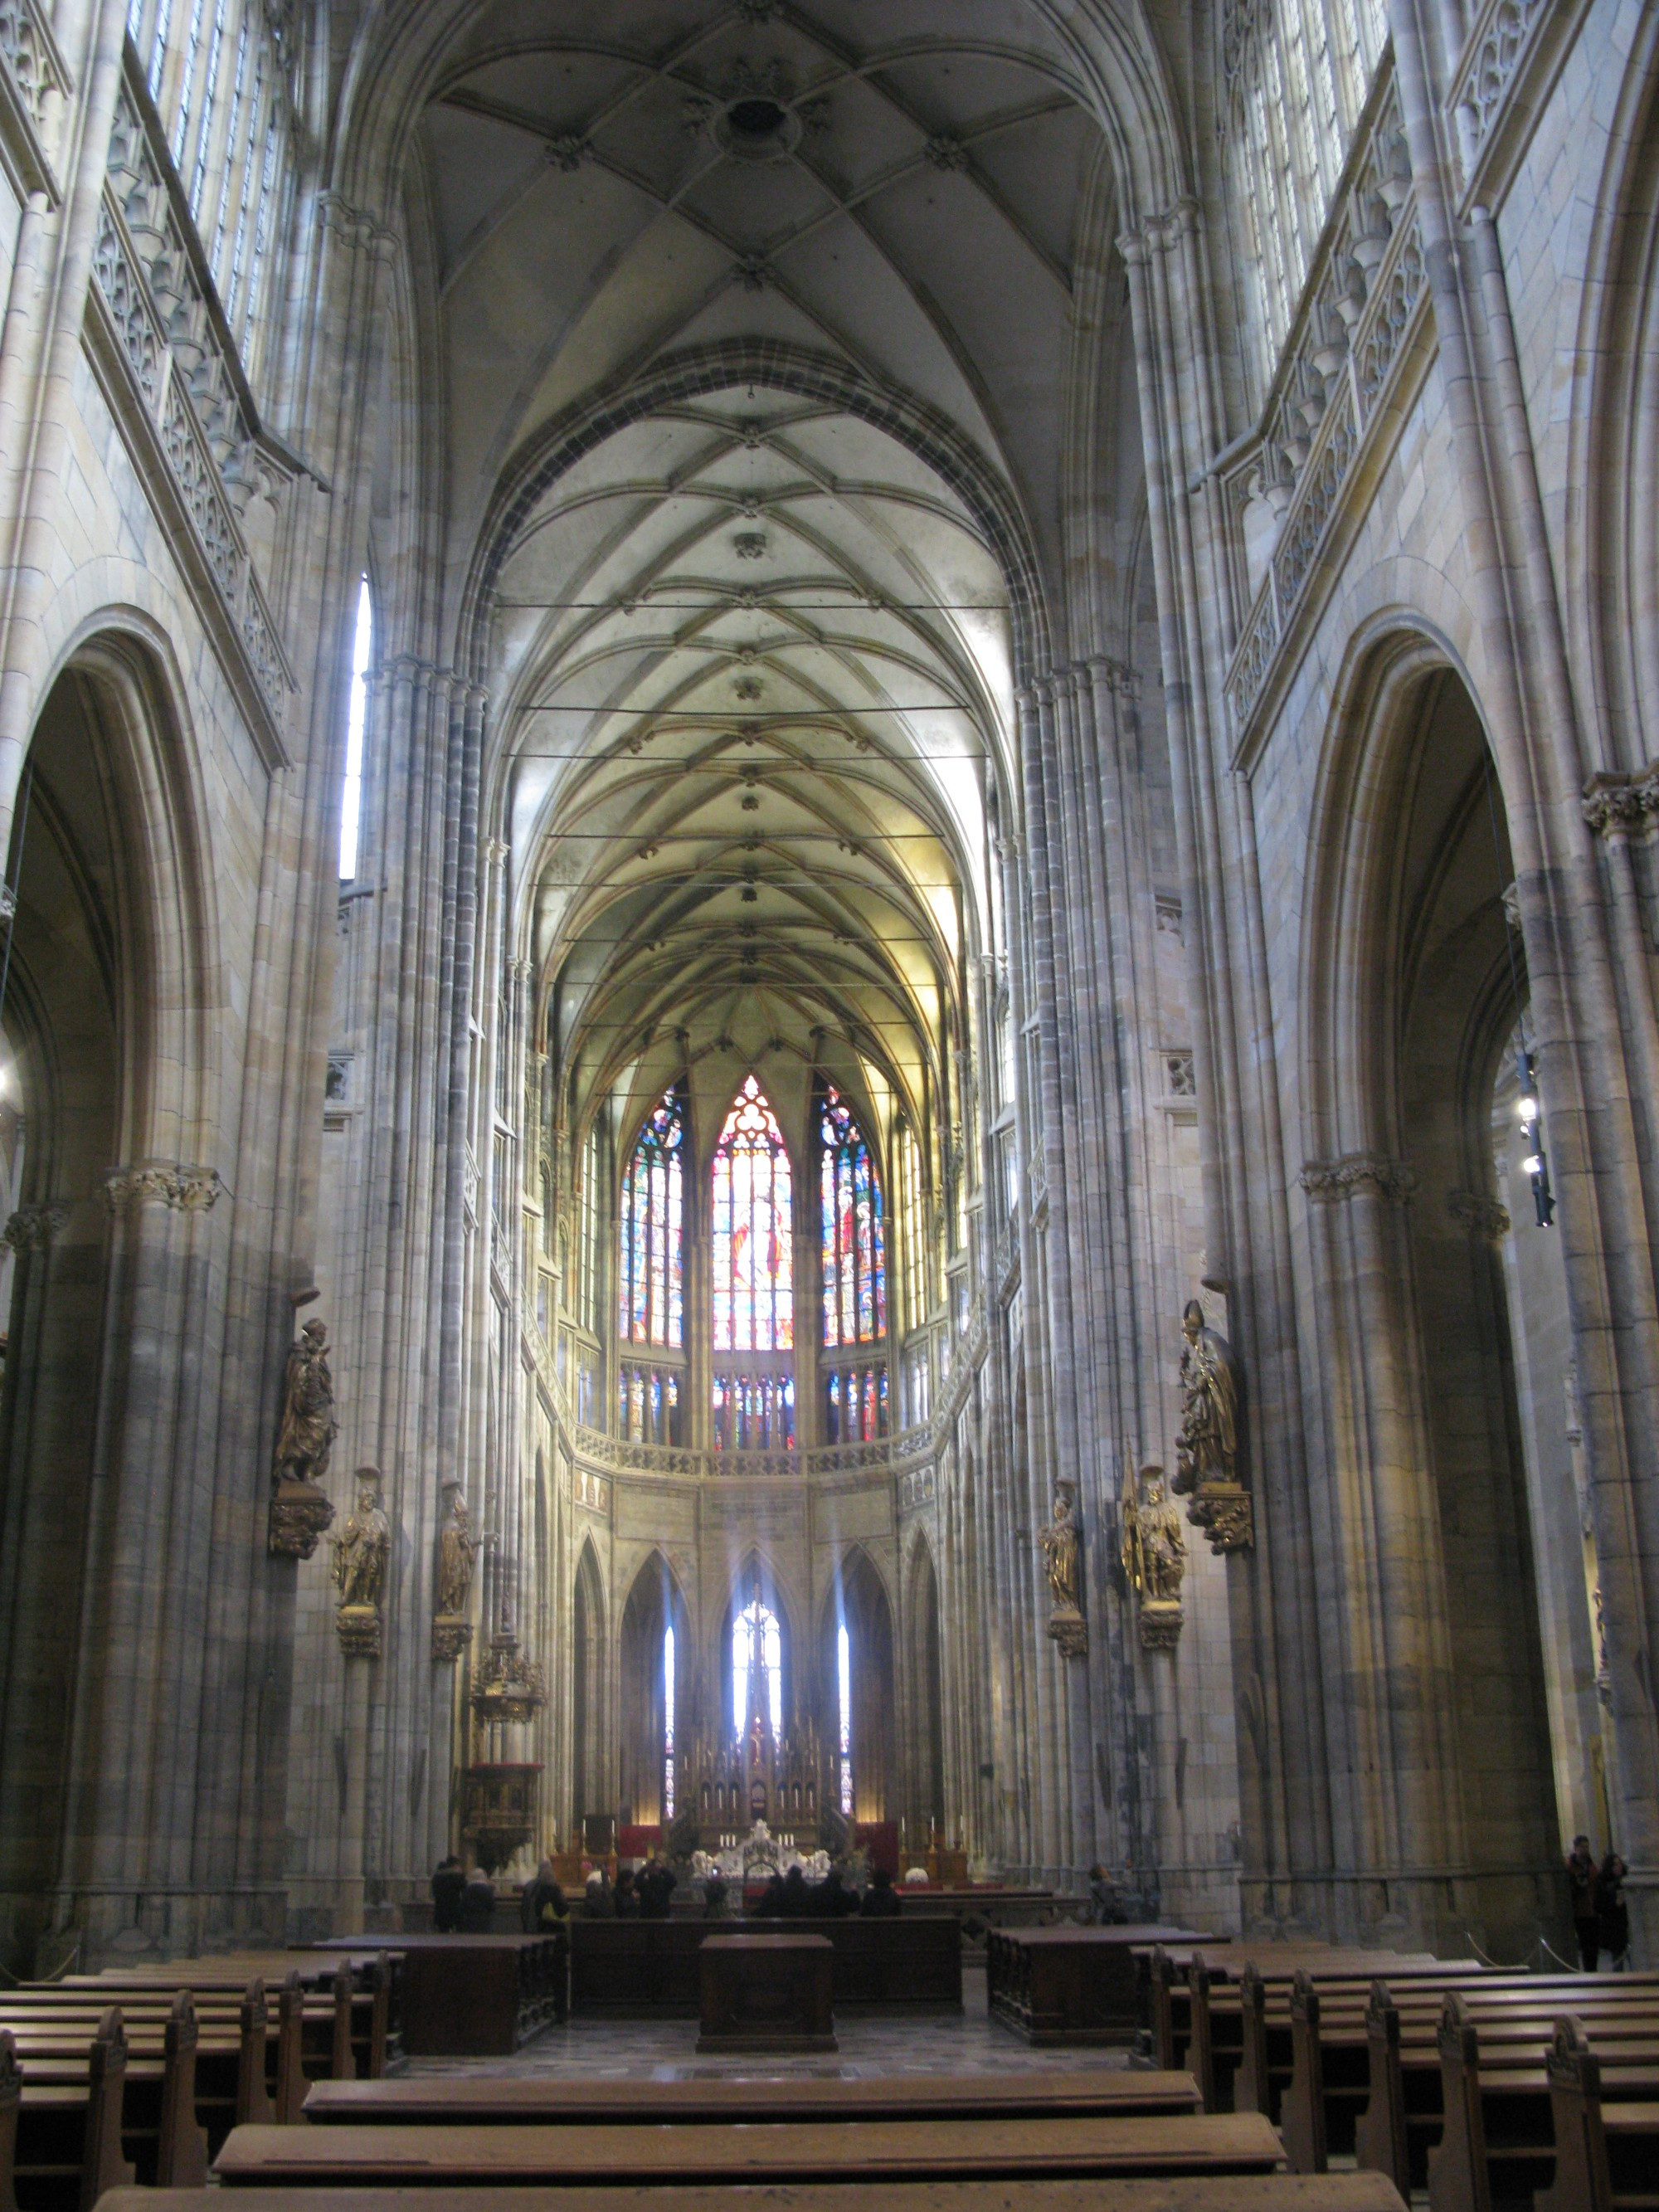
xmin=1175 ymin=1298 xmax=1238 ymax=1488
xmin=1121 ymin=1464 xmax=1186 ymax=1646
xmin=268 ymin=1313 xmax=337 ymax=1557
xmin=333 ymin=1468 xmax=390 ymax=1654
xmin=1039 ymin=1482 xmax=1087 ymax=1657
xmin=1175 ymin=1298 xmax=1253 ymax=1552
xmin=437 ymin=1490 xmax=480 ymax=1616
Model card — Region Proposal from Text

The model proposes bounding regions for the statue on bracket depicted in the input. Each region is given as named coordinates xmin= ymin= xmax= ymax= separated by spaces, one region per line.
xmin=1175 ymin=1298 xmax=1253 ymax=1552
xmin=1121 ymin=1462 xmax=1186 ymax=1647
xmin=434 ymin=1488 xmax=482 ymax=1660
xmin=333 ymin=1466 xmax=391 ymax=1658
xmin=267 ymin=1308 xmax=338 ymax=1558
xmin=1039 ymin=1480 xmax=1087 ymax=1659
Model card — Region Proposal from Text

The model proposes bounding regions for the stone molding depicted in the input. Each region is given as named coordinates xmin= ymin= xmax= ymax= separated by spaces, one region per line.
xmin=1447 ymin=1188 xmax=1511 ymax=1242
xmin=103 ymin=1162 xmax=222 ymax=1214
xmin=3 ymin=1200 xmax=71 ymax=1250
xmin=1583 ymin=767 xmax=1659 ymax=842
xmin=1299 ymin=1152 xmax=1418 ymax=1205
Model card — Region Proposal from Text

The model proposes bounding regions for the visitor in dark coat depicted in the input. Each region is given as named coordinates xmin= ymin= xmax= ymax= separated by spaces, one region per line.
xmin=754 ymin=1872 xmax=786 ymax=1917
xmin=780 ymin=1864 xmax=812 ymax=1917
xmin=703 ymin=1870 xmax=730 ymax=1917
xmin=520 ymin=1858 xmax=567 ymax=1932
xmin=613 ymin=1867 xmax=640 ymax=1917
xmin=458 ymin=1868 xmax=496 ymax=1932
xmin=859 ymin=1866 xmax=902 ymax=1917
xmin=1568 ymin=1834 xmax=1600 ymax=1971
xmin=637 ymin=1858 xmax=677 ymax=1918
xmin=431 ymin=1854 xmax=466 ymax=1932
xmin=1598 ymin=1851 xmax=1630 ymax=1966
xmin=814 ymin=1867 xmax=859 ymax=1917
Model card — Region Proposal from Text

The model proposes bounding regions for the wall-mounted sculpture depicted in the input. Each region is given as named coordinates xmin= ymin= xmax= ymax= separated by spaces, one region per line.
xmin=267 ymin=1313 xmax=338 ymax=1557
xmin=1174 ymin=1298 xmax=1253 ymax=1552
xmin=1039 ymin=1480 xmax=1087 ymax=1657
xmin=333 ymin=1467 xmax=390 ymax=1657
xmin=1121 ymin=1462 xmax=1186 ymax=1646
xmin=434 ymin=1488 xmax=481 ymax=1660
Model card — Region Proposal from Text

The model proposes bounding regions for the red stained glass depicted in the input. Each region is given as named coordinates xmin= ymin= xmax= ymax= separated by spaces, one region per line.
xmin=620 ymin=1086 xmax=685 ymax=1347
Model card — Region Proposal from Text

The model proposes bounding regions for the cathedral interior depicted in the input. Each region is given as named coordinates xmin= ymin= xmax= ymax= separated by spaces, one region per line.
xmin=1 ymin=0 xmax=1658 ymax=1984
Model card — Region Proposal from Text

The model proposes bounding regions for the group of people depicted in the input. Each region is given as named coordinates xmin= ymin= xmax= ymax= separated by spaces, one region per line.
xmin=1567 ymin=1836 xmax=1630 ymax=1969
xmin=431 ymin=1852 xmax=903 ymax=1927
xmin=581 ymin=1856 xmax=679 ymax=1919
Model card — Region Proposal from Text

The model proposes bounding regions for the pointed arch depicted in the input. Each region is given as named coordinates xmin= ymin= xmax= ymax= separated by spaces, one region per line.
xmin=571 ymin=1535 xmax=607 ymax=1832
xmin=721 ymin=1551 xmax=795 ymax=1741
xmin=820 ymin=1545 xmax=896 ymax=1824
xmin=904 ymin=1530 xmax=946 ymax=1836
xmin=618 ymin=1550 xmax=690 ymax=1829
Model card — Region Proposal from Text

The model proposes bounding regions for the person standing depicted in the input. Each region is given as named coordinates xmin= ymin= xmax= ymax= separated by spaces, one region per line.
xmin=431 ymin=1854 xmax=465 ymax=1932
xmin=460 ymin=1867 xmax=496 ymax=1932
xmin=1597 ymin=1851 xmax=1630 ymax=1970
xmin=521 ymin=1858 xmax=567 ymax=1932
xmin=1567 ymin=1834 xmax=1600 ymax=1970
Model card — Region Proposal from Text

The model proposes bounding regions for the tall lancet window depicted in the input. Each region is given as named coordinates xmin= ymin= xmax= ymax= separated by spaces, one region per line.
xmin=338 ymin=573 xmax=372 ymax=879
xmin=712 ymin=1076 xmax=793 ymax=1352
xmin=620 ymin=1087 xmax=685 ymax=1347
xmin=820 ymin=1083 xmax=885 ymax=1346
xmin=663 ymin=1624 xmax=676 ymax=1819
xmin=732 ymin=1591 xmax=783 ymax=1742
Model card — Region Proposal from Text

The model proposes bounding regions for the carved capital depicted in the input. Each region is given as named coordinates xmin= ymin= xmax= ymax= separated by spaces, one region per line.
xmin=104 ymin=1162 xmax=222 ymax=1213
xmin=1298 ymin=1152 xmax=1417 ymax=1205
xmin=1583 ymin=767 xmax=1659 ymax=842
xmin=3 ymin=1201 xmax=71 ymax=1251
xmin=1447 ymin=1187 xmax=1511 ymax=1243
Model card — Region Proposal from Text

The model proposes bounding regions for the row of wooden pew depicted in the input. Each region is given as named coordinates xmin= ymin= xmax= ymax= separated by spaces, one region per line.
xmin=1142 ymin=1940 xmax=1659 ymax=2212
xmin=0 ymin=1951 xmax=390 ymax=2212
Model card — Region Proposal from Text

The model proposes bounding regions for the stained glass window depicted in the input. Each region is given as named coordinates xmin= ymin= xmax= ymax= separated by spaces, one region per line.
xmin=620 ymin=1087 xmax=685 ymax=1347
xmin=820 ymin=1084 xmax=885 ymax=1346
xmin=712 ymin=1371 xmax=794 ymax=1451
xmin=732 ymin=1594 xmax=784 ymax=1742
xmin=664 ymin=1624 xmax=676 ymax=1819
xmin=837 ymin=1621 xmax=853 ymax=1815
xmin=825 ymin=1362 xmax=888 ymax=1444
xmin=712 ymin=1077 xmax=792 ymax=1352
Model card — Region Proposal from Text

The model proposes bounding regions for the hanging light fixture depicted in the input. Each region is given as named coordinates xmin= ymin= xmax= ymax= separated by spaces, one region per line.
xmin=1515 ymin=1047 xmax=1555 ymax=1227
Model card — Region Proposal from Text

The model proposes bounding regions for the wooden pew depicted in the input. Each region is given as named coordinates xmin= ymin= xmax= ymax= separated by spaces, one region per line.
xmin=1536 ymin=2014 xmax=1659 ymax=2212
xmin=105 ymin=2174 xmax=1415 ymax=2212
xmin=301 ymin=2068 xmax=1208 ymax=2125
xmin=1350 ymin=1980 xmax=1659 ymax=2200
xmin=1425 ymin=1995 xmax=1659 ymax=2212
xmin=1143 ymin=1944 xmax=1447 ymax=2074
xmin=988 ymin=1925 xmax=1220 ymax=2045
xmin=212 ymin=2111 xmax=1292 ymax=2186
xmin=6 ymin=2009 xmax=133 ymax=2212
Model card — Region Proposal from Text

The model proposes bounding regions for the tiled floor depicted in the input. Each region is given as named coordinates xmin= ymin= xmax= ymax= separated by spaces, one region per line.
xmin=400 ymin=1969 xmax=1133 ymax=2081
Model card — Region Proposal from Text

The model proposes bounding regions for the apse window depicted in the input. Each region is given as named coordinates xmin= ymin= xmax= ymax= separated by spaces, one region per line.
xmin=663 ymin=1623 xmax=676 ymax=1819
xmin=732 ymin=1592 xmax=783 ymax=1742
xmin=837 ymin=1621 xmax=853 ymax=1815
xmin=338 ymin=572 xmax=372 ymax=879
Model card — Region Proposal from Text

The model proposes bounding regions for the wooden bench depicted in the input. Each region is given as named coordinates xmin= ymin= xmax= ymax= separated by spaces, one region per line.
xmin=105 ymin=2173 xmax=1414 ymax=2212
xmin=569 ymin=1916 xmax=961 ymax=2017
xmin=1142 ymin=1945 xmax=1448 ymax=2074
xmin=1345 ymin=1978 xmax=1659 ymax=2200
xmin=301 ymin=2068 xmax=1208 ymax=2125
xmin=1421 ymin=1994 xmax=1659 ymax=2212
xmin=212 ymin=2111 xmax=1292 ymax=2186
xmin=989 ymin=1925 xmax=1221 ymax=2046
xmin=1536 ymin=2014 xmax=1659 ymax=2212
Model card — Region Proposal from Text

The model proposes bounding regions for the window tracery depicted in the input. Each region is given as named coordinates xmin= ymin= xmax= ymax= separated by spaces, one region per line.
xmin=732 ymin=1593 xmax=783 ymax=1742
xmin=820 ymin=1083 xmax=884 ymax=1347
xmin=620 ymin=1085 xmax=684 ymax=1349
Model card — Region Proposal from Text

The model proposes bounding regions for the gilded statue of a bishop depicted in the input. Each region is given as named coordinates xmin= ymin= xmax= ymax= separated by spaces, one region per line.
xmin=1175 ymin=1297 xmax=1253 ymax=1552
xmin=273 ymin=1318 xmax=338 ymax=1488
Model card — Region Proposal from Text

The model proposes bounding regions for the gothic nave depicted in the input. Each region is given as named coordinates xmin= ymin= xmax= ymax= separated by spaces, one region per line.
xmin=0 ymin=0 xmax=1656 ymax=1979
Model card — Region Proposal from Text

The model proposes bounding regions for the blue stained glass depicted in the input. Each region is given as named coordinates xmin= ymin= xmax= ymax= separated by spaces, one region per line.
xmin=620 ymin=1086 xmax=685 ymax=1348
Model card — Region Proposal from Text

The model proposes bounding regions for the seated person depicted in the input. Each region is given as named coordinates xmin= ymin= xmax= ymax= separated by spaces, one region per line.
xmin=637 ymin=1855 xmax=677 ymax=1919
xmin=779 ymin=1864 xmax=812 ymax=1917
xmin=520 ymin=1857 xmax=567 ymax=1932
xmin=582 ymin=1867 xmax=614 ymax=1917
xmin=459 ymin=1867 xmax=496 ymax=1931
xmin=613 ymin=1866 xmax=640 ymax=1917
xmin=814 ymin=1865 xmax=859 ymax=1917
xmin=702 ymin=1870 xmax=730 ymax=1917
xmin=753 ymin=1871 xmax=786 ymax=1917
xmin=860 ymin=1865 xmax=902 ymax=1917
xmin=431 ymin=1854 xmax=465 ymax=1932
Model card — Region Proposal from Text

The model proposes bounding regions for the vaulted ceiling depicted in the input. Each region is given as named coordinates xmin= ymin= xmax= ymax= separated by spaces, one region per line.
xmin=401 ymin=0 xmax=1119 ymax=1159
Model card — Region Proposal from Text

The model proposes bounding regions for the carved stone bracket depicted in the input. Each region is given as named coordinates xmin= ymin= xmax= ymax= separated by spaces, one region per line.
xmin=1298 ymin=1152 xmax=1418 ymax=1204
xmin=1045 ymin=1606 xmax=1088 ymax=1660
xmin=268 ymin=1477 xmax=334 ymax=1559
xmin=433 ymin=1616 xmax=473 ymax=1662
xmin=1187 ymin=1481 xmax=1255 ymax=1554
xmin=336 ymin=1603 xmax=382 ymax=1659
xmin=1447 ymin=1187 xmax=1511 ymax=1242
xmin=3 ymin=1200 xmax=71 ymax=1250
xmin=1138 ymin=1599 xmax=1184 ymax=1650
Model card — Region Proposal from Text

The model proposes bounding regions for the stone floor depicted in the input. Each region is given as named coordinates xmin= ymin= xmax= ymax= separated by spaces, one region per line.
xmin=400 ymin=1966 xmax=1134 ymax=2080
